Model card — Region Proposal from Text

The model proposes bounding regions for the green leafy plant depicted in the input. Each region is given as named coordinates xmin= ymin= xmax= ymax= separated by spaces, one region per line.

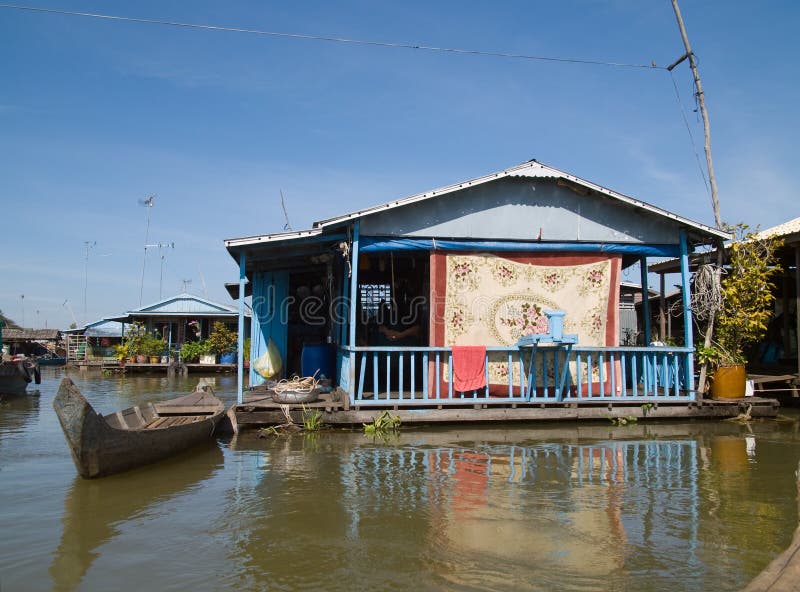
xmin=123 ymin=321 xmax=146 ymax=356
xmin=180 ymin=340 xmax=211 ymax=362
xmin=302 ymin=405 xmax=324 ymax=431
xmin=696 ymin=342 xmax=745 ymax=368
xmin=207 ymin=321 xmax=237 ymax=355
xmin=609 ymin=415 xmax=638 ymax=426
xmin=710 ymin=224 xmax=783 ymax=368
xmin=243 ymin=337 xmax=251 ymax=362
xmin=364 ymin=410 xmax=402 ymax=439
xmin=113 ymin=343 xmax=129 ymax=361
xmin=140 ymin=335 xmax=166 ymax=357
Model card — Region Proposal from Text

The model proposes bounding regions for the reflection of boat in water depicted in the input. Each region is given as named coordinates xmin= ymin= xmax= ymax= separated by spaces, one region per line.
xmin=53 ymin=378 xmax=225 ymax=478
xmin=0 ymin=359 xmax=41 ymax=395
xmin=49 ymin=444 xmax=224 ymax=591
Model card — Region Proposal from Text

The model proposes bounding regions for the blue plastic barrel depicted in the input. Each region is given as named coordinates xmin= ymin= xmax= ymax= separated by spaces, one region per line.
xmin=301 ymin=343 xmax=333 ymax=379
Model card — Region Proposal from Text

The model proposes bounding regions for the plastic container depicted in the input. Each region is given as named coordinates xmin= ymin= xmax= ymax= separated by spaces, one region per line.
xmin=301 ymin=343 xmax=333 ymax=379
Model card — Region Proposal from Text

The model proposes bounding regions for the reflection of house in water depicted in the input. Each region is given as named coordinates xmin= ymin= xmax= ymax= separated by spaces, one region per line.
xmin=338 ymin=437 xmax=701 ymax=587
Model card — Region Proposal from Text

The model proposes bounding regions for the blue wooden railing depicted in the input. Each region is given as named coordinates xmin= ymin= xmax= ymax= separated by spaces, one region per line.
xmin=340 ymin=345 xmax=695 ymax=405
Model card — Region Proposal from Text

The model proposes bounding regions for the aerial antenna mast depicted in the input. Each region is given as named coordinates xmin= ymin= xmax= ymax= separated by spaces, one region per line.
xmin=144 ymin=241 xmax=175 ymax=299
xmin=280 ymin=189 xmax=292 ymax=231
xmin=138 ymin=194 xmax=156 ymax=305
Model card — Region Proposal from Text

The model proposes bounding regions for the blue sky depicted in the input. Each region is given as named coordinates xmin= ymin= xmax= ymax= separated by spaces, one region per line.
xmin=1 ymin=0 xmax=797 ymax=329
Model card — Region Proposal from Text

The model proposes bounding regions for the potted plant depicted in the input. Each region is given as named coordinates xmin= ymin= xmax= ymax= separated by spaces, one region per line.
xmin=243 ymin=337 xmax=251 ymax=369
xmin=124 ymin=322 xmax=146 ymax=363
xmin=701 ymin=225 xmax=782 ymax=399
xmin=208 ymin=322 xmax=237 ymax=364
xmin=114 ymin=343 xmax=128 ymax=365
xmin=141 ymin=335 xmax=166 ymax=364
xmin=180 ymin=340 xmax=208 ymax=363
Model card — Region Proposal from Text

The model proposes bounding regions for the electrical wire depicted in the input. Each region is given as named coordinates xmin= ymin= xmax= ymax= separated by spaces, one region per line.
xmin=669 ymin=69 xmax=711 ymax=199
xmin=0 ymin=3 xmax=667 ymax=70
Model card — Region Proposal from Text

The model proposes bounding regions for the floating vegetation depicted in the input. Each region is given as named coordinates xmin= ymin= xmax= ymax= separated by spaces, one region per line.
xmin=302 ymin=405 xmax=324 ymax=432
xmin=363 ymin=410 xmax=402 ymax=440
xmin=609 ymin=415 xmax=638 ymax=426
xmin=257 ymin=403 xmax=325 ymax=437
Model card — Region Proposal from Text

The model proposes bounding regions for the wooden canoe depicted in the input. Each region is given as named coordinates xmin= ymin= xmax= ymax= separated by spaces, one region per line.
xmin=0 ymin=359 xmax=41 ymax=395
xmin=53 ymin=377 xmax=225 ymax=479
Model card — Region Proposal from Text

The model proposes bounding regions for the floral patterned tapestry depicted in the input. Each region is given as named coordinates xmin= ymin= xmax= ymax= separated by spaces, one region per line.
xmin=430 ymin=252 xmax=621 ymax=393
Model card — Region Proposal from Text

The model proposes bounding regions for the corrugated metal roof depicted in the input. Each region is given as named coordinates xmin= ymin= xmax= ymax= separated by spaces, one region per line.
xmin=2 ymin=328 xmax=61 ymax=341
xmin=755 ymin=216 xmax=800 ymax=242
xmin=225 ymin=228 xmax=324 ymax=249
xmin=83 ymin=319 xmax=125 ymax=338
xmin=223 ymin=159 xmax=730 ymax=248
xmin=131 ymin=293 xmax=238 ymax=315
xmin=312 ymin=160 xmax=730 ymax=240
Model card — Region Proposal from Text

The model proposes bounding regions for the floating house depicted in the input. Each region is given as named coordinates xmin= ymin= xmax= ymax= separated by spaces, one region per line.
xmin=224 ymin=159 xmax=765 ymax=424
xmin=107 ymin=293 xmax=246 ymax=350
xmin=63 ymin=319 xmax=125 ymax=364
xmin=1 ymin=328 xmax=62 ymax=358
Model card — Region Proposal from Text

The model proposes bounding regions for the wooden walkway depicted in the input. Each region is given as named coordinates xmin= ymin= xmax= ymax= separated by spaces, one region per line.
xmin=231 ymin=388 xmax=779 ymax=428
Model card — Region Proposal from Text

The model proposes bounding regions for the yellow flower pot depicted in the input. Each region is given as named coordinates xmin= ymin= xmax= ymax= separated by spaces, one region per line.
xmin=711 ymin=364 xmax=746 ymax=400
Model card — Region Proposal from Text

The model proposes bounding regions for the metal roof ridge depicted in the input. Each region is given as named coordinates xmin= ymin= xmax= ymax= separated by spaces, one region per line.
xmin=311 ymin=160 xmax=544 ymax=229
xmin=130 ymin=292 xmax=238 ymax=314
xmin=224 ymin=227 xmax=323 ymax=247
xmin=309 ymin=159 xmax=729 ymax=240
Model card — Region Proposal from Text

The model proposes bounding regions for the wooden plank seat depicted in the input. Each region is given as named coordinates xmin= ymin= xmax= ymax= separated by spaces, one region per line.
xmin=749 ymin=374 xmax=799 ymax=397
xmin=144 ymin=415 xmax=205 ymax=429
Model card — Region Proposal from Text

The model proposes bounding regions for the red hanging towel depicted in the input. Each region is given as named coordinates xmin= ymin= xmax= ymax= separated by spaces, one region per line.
xmin=451 ymin=346 xmax=487 ymax=392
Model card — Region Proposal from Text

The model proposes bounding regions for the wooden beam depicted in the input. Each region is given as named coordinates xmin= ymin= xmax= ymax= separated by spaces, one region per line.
xmin=346 ymin=220 xmax=360 ymax=410
xmin=640 ymin=256 xmax=651 ymax=344
xmin=659 ymin=273 xmax=667 ymax=340
xmin=679 ymin=230 xmax=696 ymax=397
xmin=796 ymin=246 xmax=800 ymax=377
xmin=237 ymin=250 xmax=246 ymax=404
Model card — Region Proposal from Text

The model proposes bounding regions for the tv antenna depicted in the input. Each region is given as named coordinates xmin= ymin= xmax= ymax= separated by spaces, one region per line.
xmin=83 ymin=240 xmax=96 ymax=324
xmin=62 ymin=299 xmax=79 ymax=328
xmin=144 ymin=241 xmax=175 ymax=299
xmin=181 ymin=278 xmax=192 ymax=293
xmin=280 ymin=189 xmax=292 ymax=231
xmin=138 ymin=194 xmax=156 ymax=305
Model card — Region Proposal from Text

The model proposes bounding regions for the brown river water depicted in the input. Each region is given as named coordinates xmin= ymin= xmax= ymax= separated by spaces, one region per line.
xmin=1 ymin=366 xmax=799 ymax=591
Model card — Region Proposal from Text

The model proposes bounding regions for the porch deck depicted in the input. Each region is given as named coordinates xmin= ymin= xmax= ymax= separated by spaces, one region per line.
xmin=232 ymin=386 xmax=778 ymax=428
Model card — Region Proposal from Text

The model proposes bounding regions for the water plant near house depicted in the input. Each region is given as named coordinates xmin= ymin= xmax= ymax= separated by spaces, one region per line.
xmin=363 ymin=410 xmax=402 ymax=438
xmin=302 ymin=405 xmax=324 ymax=431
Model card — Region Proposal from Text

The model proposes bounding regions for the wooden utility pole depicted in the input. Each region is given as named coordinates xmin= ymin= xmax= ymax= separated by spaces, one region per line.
xmin=670 ymin=0 xmax=721 ymax=229
xmin=669 ymin=0 xmax=724 ymax=395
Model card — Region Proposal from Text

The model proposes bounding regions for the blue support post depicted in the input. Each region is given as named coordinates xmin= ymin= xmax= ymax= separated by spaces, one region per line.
xmin=679 ymin=230 xmax=696 ymax=398
xmin=237 ymin=250 xmax=246 ymax=404
xmin=347 ymin=221 xmax=360 ymax=406
xmin=640 ymin=256 xmax=652 ymax=345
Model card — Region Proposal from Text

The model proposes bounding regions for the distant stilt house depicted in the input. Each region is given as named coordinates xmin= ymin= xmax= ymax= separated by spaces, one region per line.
xmin=107 ymin=293 xmax=249 ymax=351
xmin=225 ymin=160 xmax=730 ymax=410
xmin=1 ymin=328 xmax=62 ymax=358
xmin=63 ymin=319 xmax=125 ymax=364
xmin=748 ymin=217 xmax=800 ymax=375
